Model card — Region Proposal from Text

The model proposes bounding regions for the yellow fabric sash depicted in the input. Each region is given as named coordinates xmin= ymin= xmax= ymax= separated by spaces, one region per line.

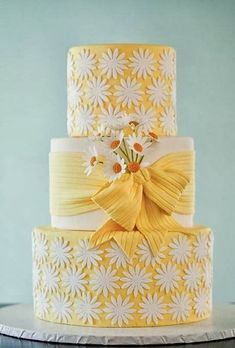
xmin=50 ymin=151 xmax=196 ymax=257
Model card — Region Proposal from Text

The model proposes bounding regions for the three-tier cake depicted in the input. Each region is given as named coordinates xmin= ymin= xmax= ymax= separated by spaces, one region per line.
xmin=32 ymin=44 xmax=213 ymax=327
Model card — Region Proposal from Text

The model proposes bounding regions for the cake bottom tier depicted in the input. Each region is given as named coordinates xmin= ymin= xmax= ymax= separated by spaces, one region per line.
xmin=32 ymin=226 xmax=213 ymax=328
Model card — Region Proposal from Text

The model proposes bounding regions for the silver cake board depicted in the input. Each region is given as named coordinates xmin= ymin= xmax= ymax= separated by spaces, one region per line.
xmin=0 ymin=304 xmax=235 ymax=346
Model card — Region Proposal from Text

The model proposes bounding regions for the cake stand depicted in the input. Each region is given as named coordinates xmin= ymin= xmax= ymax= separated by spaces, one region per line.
xmin=0 ymin=304 xmax=235 ymax=345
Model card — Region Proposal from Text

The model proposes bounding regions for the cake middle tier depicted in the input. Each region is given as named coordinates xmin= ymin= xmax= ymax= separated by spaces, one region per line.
xmin=50 ymin=137 xmax=195 ymax=231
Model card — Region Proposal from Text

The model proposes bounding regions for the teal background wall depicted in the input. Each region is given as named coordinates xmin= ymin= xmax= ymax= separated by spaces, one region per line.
xmin=0 ymin=0 xmax=234 ymax=303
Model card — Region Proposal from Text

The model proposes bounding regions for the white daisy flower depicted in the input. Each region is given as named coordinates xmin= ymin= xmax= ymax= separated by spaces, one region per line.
xmin=32 ymin=261 xmax=40 ymax=289
xmin=99 ymin=48 xmax=128 ymax=79
xmin=129 ymin=48 xmax=155 ymax=79
xmin=147 ymin=78 xmax=168 ymax=107
xmin=83 ymin=145 xmax=99 ymax=176
xmin=75 ymin=293 xmax=101 ymax=325
xmin=99 ymin=104 xmax=126 ymax=134
xmin=75 ymin=105 xmax=95 ymax=135
xmin=68 ymin=80 xmax=83 ymax=110
xmin=194 ymin=289 xmax=209 ymax=317
xmin=159 ymin=106 xmax=176 ymax=135
xmin=67 ymin=110 xmax=76 ymax=136
xmin=121 ymin=264 xmax=151 ymax=297
xmin=155 ymin=262 xmax=180 ymax=293
xmin=67 ymin=51 xmax=75 ymax=80
xmin=139 ymin=293 xmax=166 ymax=325
xmin=51 ymin=237 xmax=72 ymax=267
xmin=183 ymin=262 xmax=201 ymax=291
xmin=62 ymin=265 xmax=87 ymax=295
xmin=129 ymin=105 xmax=156 ymax=135
xmin=106 ymin=241 xmax=129 ymax=268
xmin=35 ymin=290 xmax=49 ymax=318
xmin=202 ymin=262 xmax=212 ymax=288
xmin=194 ymin=232 xmax=207 ymax=261
xmin=102 ymin=130 xmax=124 ymax=153
xmin=169 ymin=235 xmax=192 ymax=264
xmin=52 ymin=293 xmax=72 ymax=323
xmin=35 ymin=233 xmax=48 ymax=263
xmin=169 ymin=293 xmax=191 ymax=322
xmin=155 ymin=245 xmax=167 ymax=265
xmin=76 ymin=48 xmax=96 ymax=79
xmin=104 ymin=295 xmax=135 ymax=327
xmin=105 ymin=153 xmax=126 ymax=181
xmin=88 ymin=125 xmax=105 ymax=141
xmin=90 ymin=265 xmax=119 ymax=297
xmin=75 ymin=239 xmax=103 ymax=269
xmin=170 ymin=80 xmax=176 ymax=108
xmin=114 ymin=77 xmax=143 ymax=108
xmin=87 ymin=76 xmax=111 ymax=107
xmin=137 ymin=239 xmax=156 ymax=267
xmin=208 ymin=234 xmax=214 ymax=259
xmin=159 ymin=49 xmax=176 ymax=79
xmin=127 ymin=133 xmax=151 ymax=155
xmin=43 ymin=264 xmax=59 ymax=293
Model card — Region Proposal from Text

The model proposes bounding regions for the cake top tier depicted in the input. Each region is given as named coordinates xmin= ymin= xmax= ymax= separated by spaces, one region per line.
xmin=67 ymin=44 xmax=177 ymax=137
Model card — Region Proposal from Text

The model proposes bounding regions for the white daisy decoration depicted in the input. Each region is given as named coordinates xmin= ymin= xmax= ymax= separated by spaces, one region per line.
xmin=87 ymin=76 xmax=111 ymax=107
xmin=35 ymin=290 xmax=49 ymax=318
xmin=208 ymin=234 xmax=214 ymax=259
xmin=170 ymin=80 xmax=176 ymax=108
xmin=75 ymin=293 xmax=101 ymax=324
xmin=75 ymin=239 xmax=103 ymax=269
xmin=104 ymin=295 xmax=135 ymax=327
xmin=67 ymin=110 xmax=76 ymax=135
xmin=130 ymin=105 xmax=156 ymax=135
xmin=137 ymin=239 xmax=156 ymax=267
xmin=32 ymin=261 xmax=40 ymax=289
xmin=99 ymin=48 xmax=128 ymax=79
xmin=194 ymin=232 xmax=208 ymax=261
xmin=68 ymin=80 xmax=83 ymax=110
xmin=155 ymin=262 xmax=180 ymax=293
xmin=139 ymin=293 xmax=166 ymax=325
xmin=155 ymin=245 xmax=167 ymax=265
xmin=169 ymin=293 xmax=192 ymax=322
xmin=169 ymin=235 xmax=192 ymax=264
xmin=43 ymin=264 xmax=59 ymax=293
xmin=159 ymin=49 xmax=176 ymax=79
xmin=114 ymin=77 xmax=143 ymax=108
xmin=183 ymin=262 xmax=201 ymax=291
xmin=51 ymin=237 xmax=72 ymax=267
xmin=121 ymin=264 xmax=151 ymax=297
xmin=194 ymin=289 xmax=209 ymax=317
xmin=102 ymin=130 xmax=124 ymax=153
xmin=127 ymin=133 xmax=151 ymax=155
xmin=106 ymin=241 xmax=129 ymax=268
xmin=76 ymin=48 xmax=96 ymax=79
xmin=67 ymin=52 xmax=75 ymax=80
xmin=83 ymin=145 xmax=99 ymax=176
xmin=52 ymin=293 xmax=72 ymax=323
xmin=202 ymin=262 xmax=212 ymax=288
xmin=104 ymin=153 xmax=126 ymax=181
xmin=159 ymin=106 xmax=176 ymax=135
xmin=147 ymin=78 xmax=168 ymax=107
xmin=99 ymin=104 xmax=126 ymax=133
xmin=35 ymin=233 xmax=48 ymax=263
xmin=75 ymin=105 xmax=95 ymax=135
xmin=129 ymin=48 xmax=155 ymax=79
xmin=90 ymin=265 xmax=119 ymax=297
xmin=62 ymin=265 xmax=87 ymax=295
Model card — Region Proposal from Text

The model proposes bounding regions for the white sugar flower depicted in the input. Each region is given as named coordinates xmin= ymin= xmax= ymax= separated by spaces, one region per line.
xmin=159 ymin=49 xmax=176 ymax=79
xmin=75 ymin=239 xmax=103 ymax=269
xmin=203 ymin=262 xmax=212 ymax=288
xmin=102 ymin=130 xmax=124 ymax=153
xmin=130 ymin=105 xmax=156 ymax=134
xmin=121 ymin=264 xmax=151 ymax=297
xmin=155 ymin=245 xmax=167 ymax=265
xmin=76 ymin=48 xmax=96 ymax=79
xmin=170 ymin=80 xmax=176 ymax=108
xmin=99 ymin=104 xmax=126 ymax=133
xmin=75 ymin=105 xmax=95 ymax=135
xmin=67 ymin=51 xmax=75 ymax=80
xmin=106 ymin=241 xmax=129 ymax=268
xmin=159 ymin=106 xmax=176 ymax=135
xmin=33 ymin=261 xmax=40 ymax=289
xmin=51 ymin=237 xmax=72 ymax=267
xmin=68 ymin=80 xmax=83 ymax=110
xmin=83 ymin=145 xmax=99 ymax=176
xmin=35 ymin=233 xmax=48 ymax=263
xmin=137 ymin=239 xmax=156 ymax=267
xmin=183 ymin=262 xmax=201 ymax=291
xmin=43 ymin=264 xmax=59 ymax=293
xmin=194 ymin=289 xmax=209 ymax=317
xmin=35 ymin=290 xmax=49 ymax=318
xmin=52 ymin=293 xmax=72 ymax=323
xmin=155 ymin=262 xmax=180 ymax=293
xmin=169 ymin=235 xmax=192 ymax=264
xmin=194 ymin=232 xmax=208 ymax=261
xmin=99 ymin=48 xmax=128 ymax=79
xmin=129 ymin=48 xmax=155 ymax=79
xmin=87 ymin=76 xmax=111 ymax=107
xmin=147 ymin=78 xmax=168 ymax=107
xmin=105 ymin=153 xmax=126 ymax=181
xmin=67 ymin=110 xmax=76 ymax=136
xmin=104 ymin=295 xmax=135 ymax=327
xmin=169 ymin=293 xmax=191 ymax=322
xmin=127 ymin=133 xmax=151 ymax=155
xmin=139 ymin=294 xmax=166 ymax=325
xmin=90 ymin=265 xmax=119 ymax=296
xmin=75 ymin=293 xmax=101 ymax=324
xmin=114 ymin=77 xmax=143 ymax=108
xmin=62 ymin=265 xmax=87 ymax=295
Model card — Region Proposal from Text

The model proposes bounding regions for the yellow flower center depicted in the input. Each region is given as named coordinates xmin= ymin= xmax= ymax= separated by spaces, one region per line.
xmin=128 ymin=162 xmax=140 ymax=173
xmin=113 ymin=162 xmax=122 ymax=173
xmin=110 ymin=140 xmax=120 ymax=150
xmin=90 ymin=156 xmax=97 ymax=166
xmin=133 ymin=142 xmax=143 ymax=153
xmin=129 ymin=120 xmax=139 ymax=127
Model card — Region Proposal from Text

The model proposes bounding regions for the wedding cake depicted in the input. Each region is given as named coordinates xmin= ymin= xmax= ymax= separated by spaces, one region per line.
xmin=32 ymin=44 xmax=213 ymax=327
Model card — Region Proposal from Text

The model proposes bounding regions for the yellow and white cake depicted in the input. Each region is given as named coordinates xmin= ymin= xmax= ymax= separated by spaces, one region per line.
xmin=33 ymin=44 xmax=213 ymax=328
